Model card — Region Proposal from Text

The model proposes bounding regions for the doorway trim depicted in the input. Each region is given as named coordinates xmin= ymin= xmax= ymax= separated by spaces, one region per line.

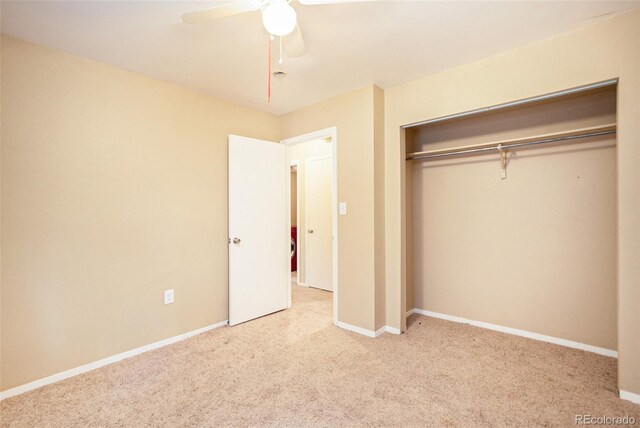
xmin=281 ymin=127 xmax=338 ymax=326
xmin=290 ymin=160 xmax=301 ymax=292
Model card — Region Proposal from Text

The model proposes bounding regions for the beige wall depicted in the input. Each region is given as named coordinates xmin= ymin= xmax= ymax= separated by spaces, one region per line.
xmin=286 ymin=139 xmax=332 ymax=282
xmin=281 ymin=86 xmax=383 ymax=331
xmin=373 ymin=86 xmax=386 ymax=330
xmin=0 ymin=36 xmax=280 ymax=391
xmin=384 ymin=10 xmax=640 ymax=394
xmin=408 ymin=89 xmax=617 ymax=350
xmin=0 ymin=12 xmax=3 ymax=392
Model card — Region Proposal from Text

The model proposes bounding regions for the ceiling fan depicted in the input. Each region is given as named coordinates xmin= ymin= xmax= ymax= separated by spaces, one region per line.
xmin=182 ymin=0 xmax=375 ymax=58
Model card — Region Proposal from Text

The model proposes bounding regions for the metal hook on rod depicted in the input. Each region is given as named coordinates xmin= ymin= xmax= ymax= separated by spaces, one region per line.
xmin=497 ymin=144 xmax=507 ymax=180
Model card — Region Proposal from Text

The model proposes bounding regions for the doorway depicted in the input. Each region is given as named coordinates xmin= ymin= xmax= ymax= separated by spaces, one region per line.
xmin=282 ymin=127 xmax=338 ymax=324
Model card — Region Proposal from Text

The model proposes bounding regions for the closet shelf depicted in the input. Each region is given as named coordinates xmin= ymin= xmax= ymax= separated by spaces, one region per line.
xmin=405 ymin=123 xmax=616 ymax=162
xmin=402 ymin=78 xmax=618 ymax=129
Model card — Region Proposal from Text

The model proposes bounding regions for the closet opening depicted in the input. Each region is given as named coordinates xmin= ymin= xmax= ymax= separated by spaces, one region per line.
xmin=404 ymin=80 xmax=618 ymax=356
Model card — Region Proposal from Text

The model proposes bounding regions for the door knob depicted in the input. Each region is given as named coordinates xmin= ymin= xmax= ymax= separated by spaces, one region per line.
xmin=308 ymin=229 xmax=314 ymax=234
xmin=233 ymin=237 xmax=241 ymax=244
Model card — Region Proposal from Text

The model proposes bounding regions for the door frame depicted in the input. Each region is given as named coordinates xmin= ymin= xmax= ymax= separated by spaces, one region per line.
xmin=290 ymin=159 xmax=301 ymax=286
xmin=281 ymin=127 xmax=338 ymax=326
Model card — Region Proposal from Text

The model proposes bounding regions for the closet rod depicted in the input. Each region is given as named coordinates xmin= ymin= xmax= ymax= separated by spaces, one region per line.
xmin=405 ymin=124 xmax=616 ymax=161
xmin=401 ymin=78 xmax=618 ymax=129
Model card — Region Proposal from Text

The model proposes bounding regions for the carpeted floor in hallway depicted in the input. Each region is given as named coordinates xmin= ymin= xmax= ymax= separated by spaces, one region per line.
xmin=1 ymin=284 xmax=639 ymax=427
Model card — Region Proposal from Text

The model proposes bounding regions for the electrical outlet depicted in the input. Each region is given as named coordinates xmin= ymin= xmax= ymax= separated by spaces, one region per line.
xmin=164 ymin=289 xmax=174 ymax=305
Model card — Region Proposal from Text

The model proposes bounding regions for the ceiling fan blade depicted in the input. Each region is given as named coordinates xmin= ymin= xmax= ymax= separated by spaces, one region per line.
xmin=283 ymin=25 xmax=306 ymax=57
xmin=182 ymin=1 xmax=262 ymax=24
xmin=298 ymin=0 xmax=376 ymax=4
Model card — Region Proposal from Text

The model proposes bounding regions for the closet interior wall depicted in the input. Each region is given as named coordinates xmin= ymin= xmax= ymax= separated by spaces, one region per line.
xmin=406 ymin=87 xmax=617 ymax=350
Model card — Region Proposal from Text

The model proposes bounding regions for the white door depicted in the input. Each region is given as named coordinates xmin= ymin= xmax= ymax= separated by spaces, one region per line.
xmin=305 ymin=156 xmax=333 ymax=291
xmin=228 ymin=135 xmax=288 ymax=326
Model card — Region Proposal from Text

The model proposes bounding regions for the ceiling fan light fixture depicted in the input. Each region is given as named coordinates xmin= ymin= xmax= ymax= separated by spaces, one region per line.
xmin=262 ymin=1 xmax=297 ymax=36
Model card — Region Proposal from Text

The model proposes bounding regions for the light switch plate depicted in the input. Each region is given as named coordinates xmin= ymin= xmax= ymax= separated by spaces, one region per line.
xmin=164 ymin=289 xmax=174 ymax=305
xmin=339 ymin=202 xmax=347 ymax=216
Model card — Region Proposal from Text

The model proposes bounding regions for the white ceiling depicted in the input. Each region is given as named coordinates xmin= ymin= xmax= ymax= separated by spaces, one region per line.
xmin=2 ymin=1 xmax=638 ymax=115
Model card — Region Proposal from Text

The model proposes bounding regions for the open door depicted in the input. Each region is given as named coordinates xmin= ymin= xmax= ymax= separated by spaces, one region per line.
xmin=228 ymin=135 xmax=288 ymax=326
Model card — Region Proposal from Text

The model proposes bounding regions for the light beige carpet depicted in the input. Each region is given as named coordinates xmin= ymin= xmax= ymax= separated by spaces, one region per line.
xmin=2 ymin=284 xmax=639 ymax=427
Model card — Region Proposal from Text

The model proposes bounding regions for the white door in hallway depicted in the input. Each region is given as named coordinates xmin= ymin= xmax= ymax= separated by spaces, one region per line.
xmin=305 ymin=156 xmax=333 ymax=291
xmin=228 ymin=135 xmax=288 ymax=326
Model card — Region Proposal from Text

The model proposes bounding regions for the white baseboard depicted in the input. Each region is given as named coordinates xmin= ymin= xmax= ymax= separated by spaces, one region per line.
xmin=384 ymin=326 xmax=401 ymax=335
xmin=407 ymin=308 xmax=617 ymax=358
xmin=0 ymin=319 xmax=229 ymax=401
xmin=336 ymin=321 xmax=401 ymax=338
xmin=620 ymin=390 xmax=640 ymax=404
xmin=375 ymin=326 xmax=402 ymax=336
xmin=335 ymin=320 xmax=376 ymax=337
